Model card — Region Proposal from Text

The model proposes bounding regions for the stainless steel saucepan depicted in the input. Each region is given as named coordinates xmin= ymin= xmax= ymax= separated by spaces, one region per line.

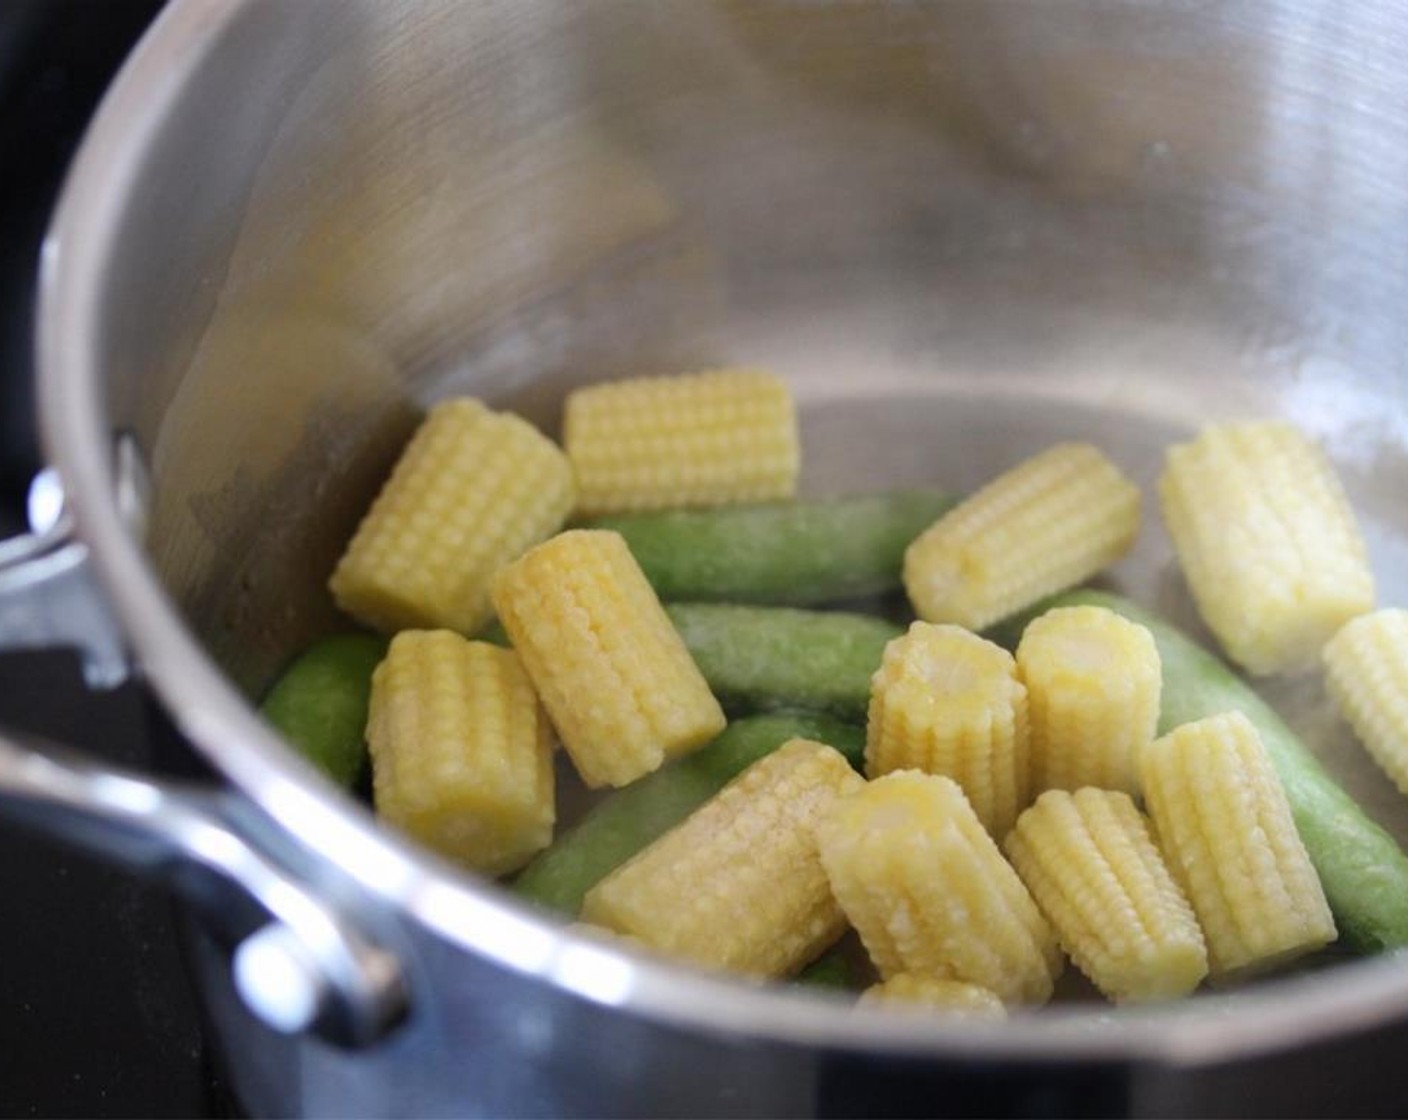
xmin=4 ymin=1 xmax=1408 ymax=1114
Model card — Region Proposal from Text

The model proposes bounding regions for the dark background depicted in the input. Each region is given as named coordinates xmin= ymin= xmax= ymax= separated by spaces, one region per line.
xmin=0 ymin=0 xmax=159 ymax=527
xmin=0 ymin=2 xmax=224 ymax=1115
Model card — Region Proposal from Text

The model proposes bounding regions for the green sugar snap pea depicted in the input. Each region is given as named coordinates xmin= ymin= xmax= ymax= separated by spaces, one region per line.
xmin=514 ymin=710 xmax=866 ymax=916
xmin=993 ymin=589 xmax=1408 ymax=954
xmin=485 ymin=603 xmax=902 ymax=722
xmin=587 ymin=489 xmax=954 ymax=605
xmin=259 ymin=632 xmax=387 ymax=787
xmin=794 ymin=947 xmax=859 ymax=991
xmin=665 ymin=603 xmax=902 ymax=721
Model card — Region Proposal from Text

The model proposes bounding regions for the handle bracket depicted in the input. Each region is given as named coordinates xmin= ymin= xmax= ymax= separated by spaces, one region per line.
xmin=0 ymin=436 xmax=148 ymax=688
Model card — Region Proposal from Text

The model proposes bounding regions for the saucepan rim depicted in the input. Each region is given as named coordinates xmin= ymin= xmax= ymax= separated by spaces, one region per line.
xmin=37 ymin=0 xmax=1408 ymax=1069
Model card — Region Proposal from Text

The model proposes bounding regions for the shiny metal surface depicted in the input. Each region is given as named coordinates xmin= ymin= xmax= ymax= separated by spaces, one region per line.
xmin=0 ymin=721 xmax=405 ymax=1045
xmin=27 ymin=0 xmax=1408 ymax=1113
xmin=0 ymin=437 xmax=147 ymax=687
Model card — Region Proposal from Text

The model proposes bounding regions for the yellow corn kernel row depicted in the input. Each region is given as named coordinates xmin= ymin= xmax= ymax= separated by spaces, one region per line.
xmin=581 ymin=740 xmax=864 ymax=977
xmin=1159 ymin=420 xmax=1373 ymax=676
xmin=1016 ymin=606 xmax=1161 ymax=797
xmin=904 ymin=443 xmax=1140 ymax=632
xmin=492 ymin=529 xmax=726 ymax=788
xmin=1005 ymin=789 xmax=1207 ymax=1003
xmin=865 ymin=623 xmax=1030 ymax=839
xmin=817 ymin=771 xmax=1062 ymax=1005
xmin=1141 ymin=712 xmax=1336 ymax=980
xmin=564 ymin=369 xmax=799 ymax=517
xmin=1325 ymin=610 xmax=1408 ymax=798
xmin=859 ymin=974 xmax=1007 ymax=1019
xmin=366 ymin=631 xmax=554 ymax=876
xmin=331 ymin=398 xmax=575 ymax=636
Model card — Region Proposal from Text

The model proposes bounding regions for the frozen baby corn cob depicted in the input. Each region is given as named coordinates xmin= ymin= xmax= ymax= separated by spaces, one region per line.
xmin=817 ymin=771 xmax=1062 ymax=1004
xmin=492 ymin=529 xmax=726 ymax=788
xmin=564 ymin=369 xmax=799 ymax=516
xmin=330 ymin=398 xmax=575 ymax=636
xmin=1159 ymin=420 xmax=1373 ymax=675
xmin=581 ymin=739 xmax=864 ymax=977
xmin=366 ymin=631 xmax=554 ymax=876
xmin=515 ymin=711 xmax=866 ymax=916
xmin=859 ymin=974 xmax=1007 ymax=1019
xmin=1006 ymin=789 xmax=1207 ymax=1002
xmin=904 ymin=443 xmax=1140 ymax=631
xmin=865 ymin=623 xmax=1030 ymax=838
xmin=1141 ymin=712 xmax=1336 ymax=979
xmin=995 ymin=588 xmax=1408 ymax=954
xmin=1016 ymin=605 xmax=1160 ymax=797
xmin=1325 ymin=609 xmax=1408 ymax=798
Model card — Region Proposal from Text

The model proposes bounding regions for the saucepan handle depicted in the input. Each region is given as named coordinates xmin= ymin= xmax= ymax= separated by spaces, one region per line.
xmin=0 ymin=443 xmax=406 ymax=1047
xmin=0 ymin=725 xmax=406 ymax=1045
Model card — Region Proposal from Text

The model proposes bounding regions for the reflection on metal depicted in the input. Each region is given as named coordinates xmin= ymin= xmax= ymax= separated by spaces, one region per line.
xmin=26 ymin=468 xmax=65 ymax=535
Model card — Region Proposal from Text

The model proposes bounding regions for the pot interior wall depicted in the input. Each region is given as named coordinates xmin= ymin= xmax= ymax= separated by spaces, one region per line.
xmin=101 ymin=2 xmax=1408 ymax=838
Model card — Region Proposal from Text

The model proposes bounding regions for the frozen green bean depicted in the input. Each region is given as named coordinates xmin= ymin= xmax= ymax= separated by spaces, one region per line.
xmin=586 ymin=489 xmax=954 ymax=605
xmin=513 ymin=711 xmax=866 ymax=915
xmin=486 ymin=603 xmax=901 ymax=721
xmin=260 ymin=633 xmax=387 ymax=787
xmin=795 ymin=948 xmax=858 ymax=991
xmin=665 ymin=603 xmax=901 ymax=720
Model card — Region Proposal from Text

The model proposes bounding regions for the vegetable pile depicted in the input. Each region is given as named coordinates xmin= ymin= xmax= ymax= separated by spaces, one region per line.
xmin=261 ymin=367 xmax=1408 ymax=1015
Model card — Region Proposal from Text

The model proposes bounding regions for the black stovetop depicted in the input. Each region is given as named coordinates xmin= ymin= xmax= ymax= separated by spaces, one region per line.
xmin=0 ymin=2 xmax=226 ymax=1115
